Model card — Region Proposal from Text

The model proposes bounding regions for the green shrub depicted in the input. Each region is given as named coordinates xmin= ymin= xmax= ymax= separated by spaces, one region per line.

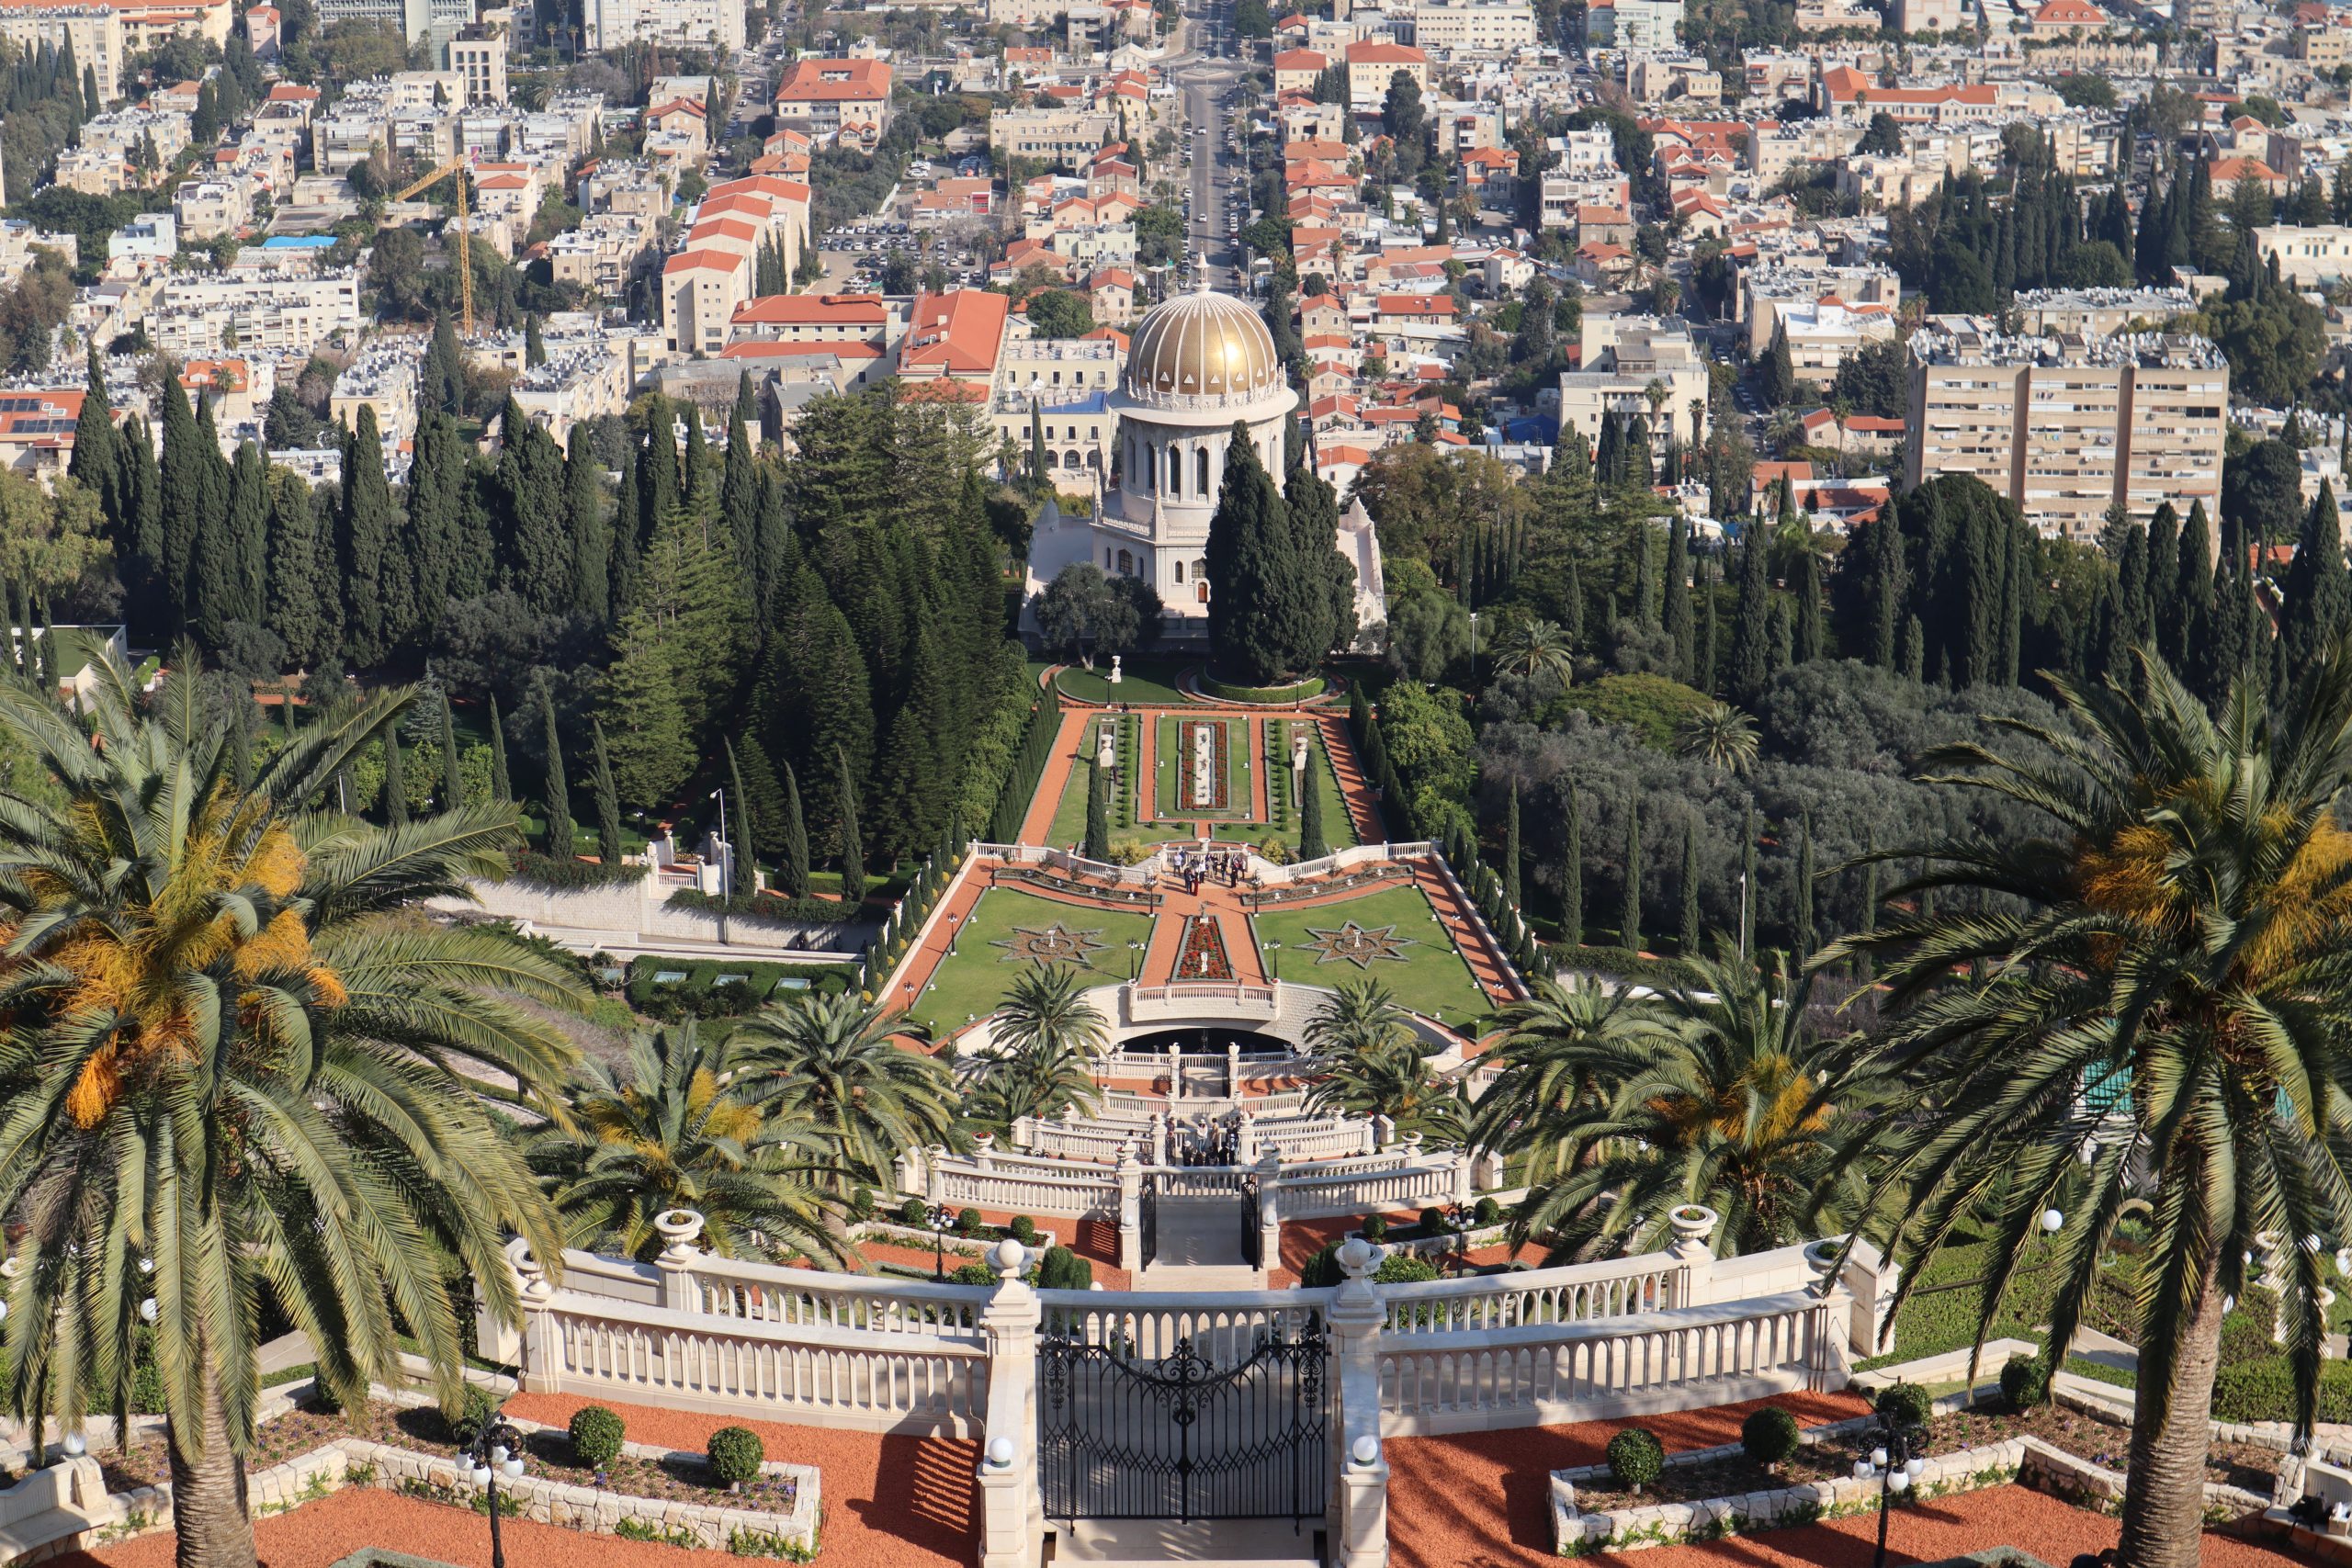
xmin=951 ymin=1263 xmax=1000 ymax=1287
xmin=569 ymin=1405 xmax=626 ymax=1468
xmin=1299 ymin=1242 xmax=1344 ymax=1288
xmin=1606 ymin=1427 xmax=1665 ymax=1493
xmin=956 ymin=1206 xmax=985 ymax=1236
xmin=1037 ymin=1245 xmax=1093 ymax=1291
xmin=447 ymin=1386 xmax=499 ymax=1447
xmin=848 ymin=1187 xmax=875 ymax=1222
xmin=1875 ymin=1382 xmax=1934 ymax=1428
xmin=1741 ymin=1405 xmax=1801 ymax=1470
xmin=1419 ymin=1206 xmax=1450 ymax=1237
xmin=1473 ymin=1197 xmax=1502 ymax=1226
xmin=1375 ymin=1255 xmax=1439 ymax=1284
xmin=1361 ymin=1213 xmax=1387 ymax=1242
xmin=1999 ymin=1354 xmax=2050 ymax=1409
xmin=1009 ymin=1215 xmax=1040 ymax=1246
xmin=2221 ymin=1288 xmax=2279 ymax=1361
xmin=898 ymin=1198 xmax=928 ymax=1226
xmin=128 ymin=1326 xmax=165 ymax=1415
xmin=707 ymin=1427 xmax=766 ymax=1486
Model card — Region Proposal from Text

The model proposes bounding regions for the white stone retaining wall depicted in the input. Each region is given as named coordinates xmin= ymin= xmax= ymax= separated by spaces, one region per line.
xmin=76 ymin=1436 xmax=820 ymax=1558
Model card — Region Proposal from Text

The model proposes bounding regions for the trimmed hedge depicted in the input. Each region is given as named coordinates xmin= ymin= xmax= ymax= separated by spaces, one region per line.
xmin=1201 ymin=672 xmax=1328 ymax=704
xmin=569 ymin=1405 xmax=626 ymax=1467
xmin=707 ymin=1427 xmax=765 ymax=1484
xmin=667 ymin=888 xmax=858 ymax=925
xmin=624 ymin=958 xmax=857 ymax=1020
xmin=1999 ymin=1354 xmax=2050 ymax=1408
xmin=1607 ymin=1427 xmax=1665 ymax=1491
xmin=1741 ymin=1405 xmax=1801 ymax=1468
xmin=507 ymin=852 xmax=642 ymax=890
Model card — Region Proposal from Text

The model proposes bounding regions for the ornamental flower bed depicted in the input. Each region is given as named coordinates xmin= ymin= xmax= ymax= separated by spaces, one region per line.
xmin=1175 ymin=913 xmax=1236 ymax=980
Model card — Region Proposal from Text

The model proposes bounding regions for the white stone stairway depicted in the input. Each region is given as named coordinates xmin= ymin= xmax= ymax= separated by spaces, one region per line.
xmin=1048 ymin=1517 xmax=1322 ymax=1567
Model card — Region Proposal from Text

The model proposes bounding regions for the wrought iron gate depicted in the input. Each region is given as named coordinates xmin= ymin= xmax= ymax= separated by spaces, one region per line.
xmin=1036 ymin=1328 xmax=1329 ymax=1523
xmin=1239 ymin=1177 xmax=1261 ymax=1267
xmin=1138 ymin=1177 xmax=1157 ymax=1265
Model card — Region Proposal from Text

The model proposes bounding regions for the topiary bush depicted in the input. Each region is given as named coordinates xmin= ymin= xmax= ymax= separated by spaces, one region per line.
xmin=1473 ymin=1197 xmax=1502 ymax=1226
xmin=1037 ymin=1244 xmax=1093 ymax=1291
xmin=1375 ymin=1255 xmax=1439 ymax=1284
xmin=848 ymin=1187 xmax=875 ymax=1221
xmin=1606 ymin=1427 xmax=1666 ymax=1494
xmin=1009 ymin=1215 xmax=1040 ymax=1246
xmin=898 ymin=1197 xmax=928 ymax=1226
xmin=707 ymin=1427 xmax=766 ymax=1487
xmin=1419 ymin=1206 xmax=1450 ymax=1237
xmin=569 ymin=1405 xmax=627 ymax=1468
xmin=1875 ymin=1382 xmax=1934 ymax=1428
xmin=951 ymin=1262 xmax=1000 ymax=1287
xmin=1361 ymin=1213 xmax=1388 ymax=1242
xmin=1300 ymin=1242 xmax=1344 ymax=1288
xmin=956 ymin=1206 xmax=986 ymax=1236
xmin=1999 ymin=1354 xmax=2051 ymax=1409
xmin=1741 ymin=1406 xmax=1801 ymax=1472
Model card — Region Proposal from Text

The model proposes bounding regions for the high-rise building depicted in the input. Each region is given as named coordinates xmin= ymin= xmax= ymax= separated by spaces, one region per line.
xmin=1903 ymin=319 xmax=2227 ymax=544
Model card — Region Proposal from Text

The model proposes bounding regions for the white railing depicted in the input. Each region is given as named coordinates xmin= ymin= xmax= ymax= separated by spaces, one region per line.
xmin=1015 ymin=1117 xmax=1141 ymax=1163
xmin=1039 ymin=1286 xmax=1328 ymax=1362
xmin=1378 ymin=1254 xmax=1682 ymax=1334
xmin=1102 ymin=1049 xmax=1312 ymax=1082
xmin=932 ymin=1161 xmax=1123 ymax=1217
xmin=1127 ymin=980 xmax=1280 ymax=1019
xmin=541 ymin=1291 xmax=990 ymax=1434
xmin=683 ymin=1257 xmax=997 ymax=1334
xmin=968 ymin=842 xmax=1156 ymax=886
xmin=1272 ymin=1154 xmax=1466 ymax=1220
xmin=1253 ymin=841 xmax=1437 ymax=888
xmin=1375 ymin=1290 xmax=1834 ymax=1436
xmin=1255 ymin=1112 xmax=1377 ymax=1161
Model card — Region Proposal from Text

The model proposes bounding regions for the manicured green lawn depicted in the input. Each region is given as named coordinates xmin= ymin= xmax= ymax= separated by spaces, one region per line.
xmin=1153 ymin=715 xmax=1252 ymax=819
xmin=1041 ymin=716 xmax=1194 ymax=851
xmin=1056 ymin=658 xmax=1191 ymax=705
xmin=1266 ymin=719 xmax=1358 ymax=854
xmin=1253 ymin=885 xmax=1492 ymax=1029
xmin=898 ymin=888 xmax=1153 ymax=1037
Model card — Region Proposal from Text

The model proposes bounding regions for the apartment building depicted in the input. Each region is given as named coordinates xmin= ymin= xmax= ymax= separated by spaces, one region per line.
xmin=1558 ymin=315 xmax=1711 ymax=452
xmin=329 ymin=338 xmax=425 ymax=469
xmin=1903 ymin=321 xmax=2228 ymax=542
xmin=445 ymin=23 xmax=507 ymax=105
xmin=1587 ymin=0 xmax=1679 ymax=49
xmin=1408 ymin=0 xmax=1538 ymax=51
xmin=773 ymin=58 xmax=890 ymax=149
xmin=989 ymin=105 xmax=1120 ymax=167
xmin=545 ymin=212 xmax=658 ymax=295
xmin=1739 ymin=263 xmax=1899 ymax=356
xmin=149 ymin=268 xmax=363 ymax=355
xmin=0 ymin=2 xmax=122 ymax=102
xmin=2011 ymin=286 xmax=2199 ymax=337
xmin=582 ymin=0 xmax=739 ymax=50
xmin=1343 ymin=40 xmax=1429 ymax=108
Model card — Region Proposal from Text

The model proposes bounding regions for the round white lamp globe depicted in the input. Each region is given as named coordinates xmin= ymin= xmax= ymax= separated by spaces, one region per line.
xmin=987 ymin=1437 xmax=1015 ymax=1469
xmin=2041 ymin=1209 xmax=2064 ymax=1233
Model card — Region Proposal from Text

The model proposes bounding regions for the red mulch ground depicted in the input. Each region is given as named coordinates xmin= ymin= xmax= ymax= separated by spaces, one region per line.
xmin=1383 ymin=1392 xmax=2309 ymax=1568
xmin=1268 ymin=1214 xmax=1552 ymax=1286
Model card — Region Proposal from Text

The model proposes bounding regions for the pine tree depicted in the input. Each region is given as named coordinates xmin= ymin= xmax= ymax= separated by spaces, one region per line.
xmin=487 ymin=694 xmax=512 ymax=802
xmin=1727 ymin=528 xmax=1772 ymax=702
xmin=1618 ymin=793 xmax=1642 ymax=952
xmin=1663 ymin=515 xmax=1693 ymax=682
xmin=591 ymin=718 xmax=626 ymax=867
xmin=834 ymin=745 xmax=865 ymax=901
xmin=599 ymin=606 xmax=692 ymax=808
xmin=1679 ymin=815 xmax=1701 ymax=954
xmin=1084 ymin=756 xmax=1110 ymax=861
xmin=1502 ymin=777 xmax=1521 ymax=908
xmin=539 ymin=682 xmax=572 ymax=858
xmin=723 ymin=737 xmax=758 ymax=880
xmin=778 ymin=755 xmax=811 ymax=897
xmin=382 ymin=724 xmax=407 ymax=828
xmin=1561 ymin=782 xmax=1583 ymax=950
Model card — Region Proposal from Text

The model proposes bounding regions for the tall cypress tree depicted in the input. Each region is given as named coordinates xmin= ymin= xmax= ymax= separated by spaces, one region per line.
xmin=610 ymin=443 xmax=642 ymax=620
xmin=1084 ymin=756 xmax=1110 ymax=861
xmin=501 ymin=399 xmax=571 ymax=616
xmin=115 ymin=412 xmax=164 ymax=637
xmin=1679 ymin=815 xmax=1701 ymax=954
xmin=1698 ymin=558 xmax=1718 ymax=694
xmin=405 ymin=410 xmax=463 ymax=631
xmin=1632 ymin=518 xmax=1657 ymax=629
xmin=437 ymin=687 xmax=461 ymax=807
xmin=1863 ymin=517 xmax=1903 ymax=667
xmin=1738 ymin=801 xmax=1758 ymax=957
xmin=1618 ymin=793 xmax=1642 ymax=952
xmin=68 ymin=346 xmax=116 ymax=506
xmin=156 ymin=381 xmax=206 ymax=637
xmin=539 ymin=682 xmax=571 ymax=858
xmin=1792 ymin=549 xmax=1824 ymax=664
xmin=487 ymin=694 xmax=512 ymax=802
xmin=1299 ymin=746 xmax=1328 ymax=860
xmin=720 ymin=401 xmax=759 ymax=585
xmin=1502 ymin=777 xmax=1521 ymax=908
xmin=338 ymin=407 xmax=396 ymax=663
xmin=1561 ymin=782 xmax=1583 ymax=950
xmin=1794 ymin=810 xmax=1817 ymax=963
xmin=382 ymin=724 xmax=407 ymax=828
xmin=834 ymin=745 xmax=865 ymax=902
xmin=567 ymin=426 xmax=609 ymax=620
xmin=1727 ymin=528 xmax=1772 ymax=702
xmin=1204 ymin=423 xmax=1309 ymax=684
xmin=1663 ymin=515 xmax=1693 ymax=682
xmin=2147 ymin=501 xmax=2182 ymax=661
xmin=591 ymin=718 xmax=625 ymax=868
xmin=777 ymin=756 xmax=811 ymax=897
xmin=2284 ymin=478 xmax=2349 ymax=673
xmin=724 ymin=738 xmax=759 ymax=881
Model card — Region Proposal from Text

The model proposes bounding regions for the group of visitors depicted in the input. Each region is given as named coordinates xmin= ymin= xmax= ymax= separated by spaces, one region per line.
xmin=1170 ymin=847 xmax=1243 ymax=895
xmin=1175 ymin=1129 xmax=1241 ymax=1167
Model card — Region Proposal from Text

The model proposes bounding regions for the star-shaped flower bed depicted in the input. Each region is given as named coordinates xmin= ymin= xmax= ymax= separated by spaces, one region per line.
xmin=992 ymin=923 xmax=1110 ymax=967
xmin=1303 ymin=920 xmax=1416 ymax=968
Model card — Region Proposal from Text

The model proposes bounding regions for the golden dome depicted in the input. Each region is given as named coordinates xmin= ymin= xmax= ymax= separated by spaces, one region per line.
xmin=1122 ymin=283 xmax=1286 ymax=405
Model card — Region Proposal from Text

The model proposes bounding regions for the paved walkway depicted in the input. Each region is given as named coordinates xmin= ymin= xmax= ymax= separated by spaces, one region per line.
xmin=1015 ymin=707 xmax=1091 ymax=848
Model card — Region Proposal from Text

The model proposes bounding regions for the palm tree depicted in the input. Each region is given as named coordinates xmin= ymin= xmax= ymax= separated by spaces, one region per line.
xmin=1642 ymin=375 xmax=1670 ymax=431
xmin=736 ymin=990 xmax=959 ymax=1187
xmin=1818 ymin=645 xmax=2352 ymax=1568
xmin=526 ymin=1024 xmax=849 ymax=1267
xmin=991 ymin=963 xmax=1111 ymax=1060
xmin=1502 ymin=949 xmax=1884 ymax=1261
xmin=1673 ymin=701 xmax=1760 ymax=773
xmin=1492 ymin=618 xmax=1575 ymax=683
xmin=1469 ymin=976 xmax=1676 ymax=1189
xmin=1304 ymin=978 xmax=1463 ymax=1137
xmin=0 ymin=657 xmax=583 ymax=1568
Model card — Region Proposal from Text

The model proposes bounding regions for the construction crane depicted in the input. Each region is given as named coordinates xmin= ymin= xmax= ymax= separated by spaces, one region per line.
xmin=390 ymin=155 xmax=475 ymax=337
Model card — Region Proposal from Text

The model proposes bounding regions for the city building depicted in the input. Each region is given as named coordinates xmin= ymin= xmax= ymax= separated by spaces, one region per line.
xmin=1557 ymin=315 xmax=1711 ymax=454
xmin=1343 ymin=40 xmax=1429 ymax=109
xmin=2255 ymin=223 xmax=2352 ymax=287
xmin=1903 ymin=320 xmax=2229 ymax=541
xmin=445 ymin=23 xmax=508 ymax=106
xmin=773 ymin=58 xmax=891 ymax=149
